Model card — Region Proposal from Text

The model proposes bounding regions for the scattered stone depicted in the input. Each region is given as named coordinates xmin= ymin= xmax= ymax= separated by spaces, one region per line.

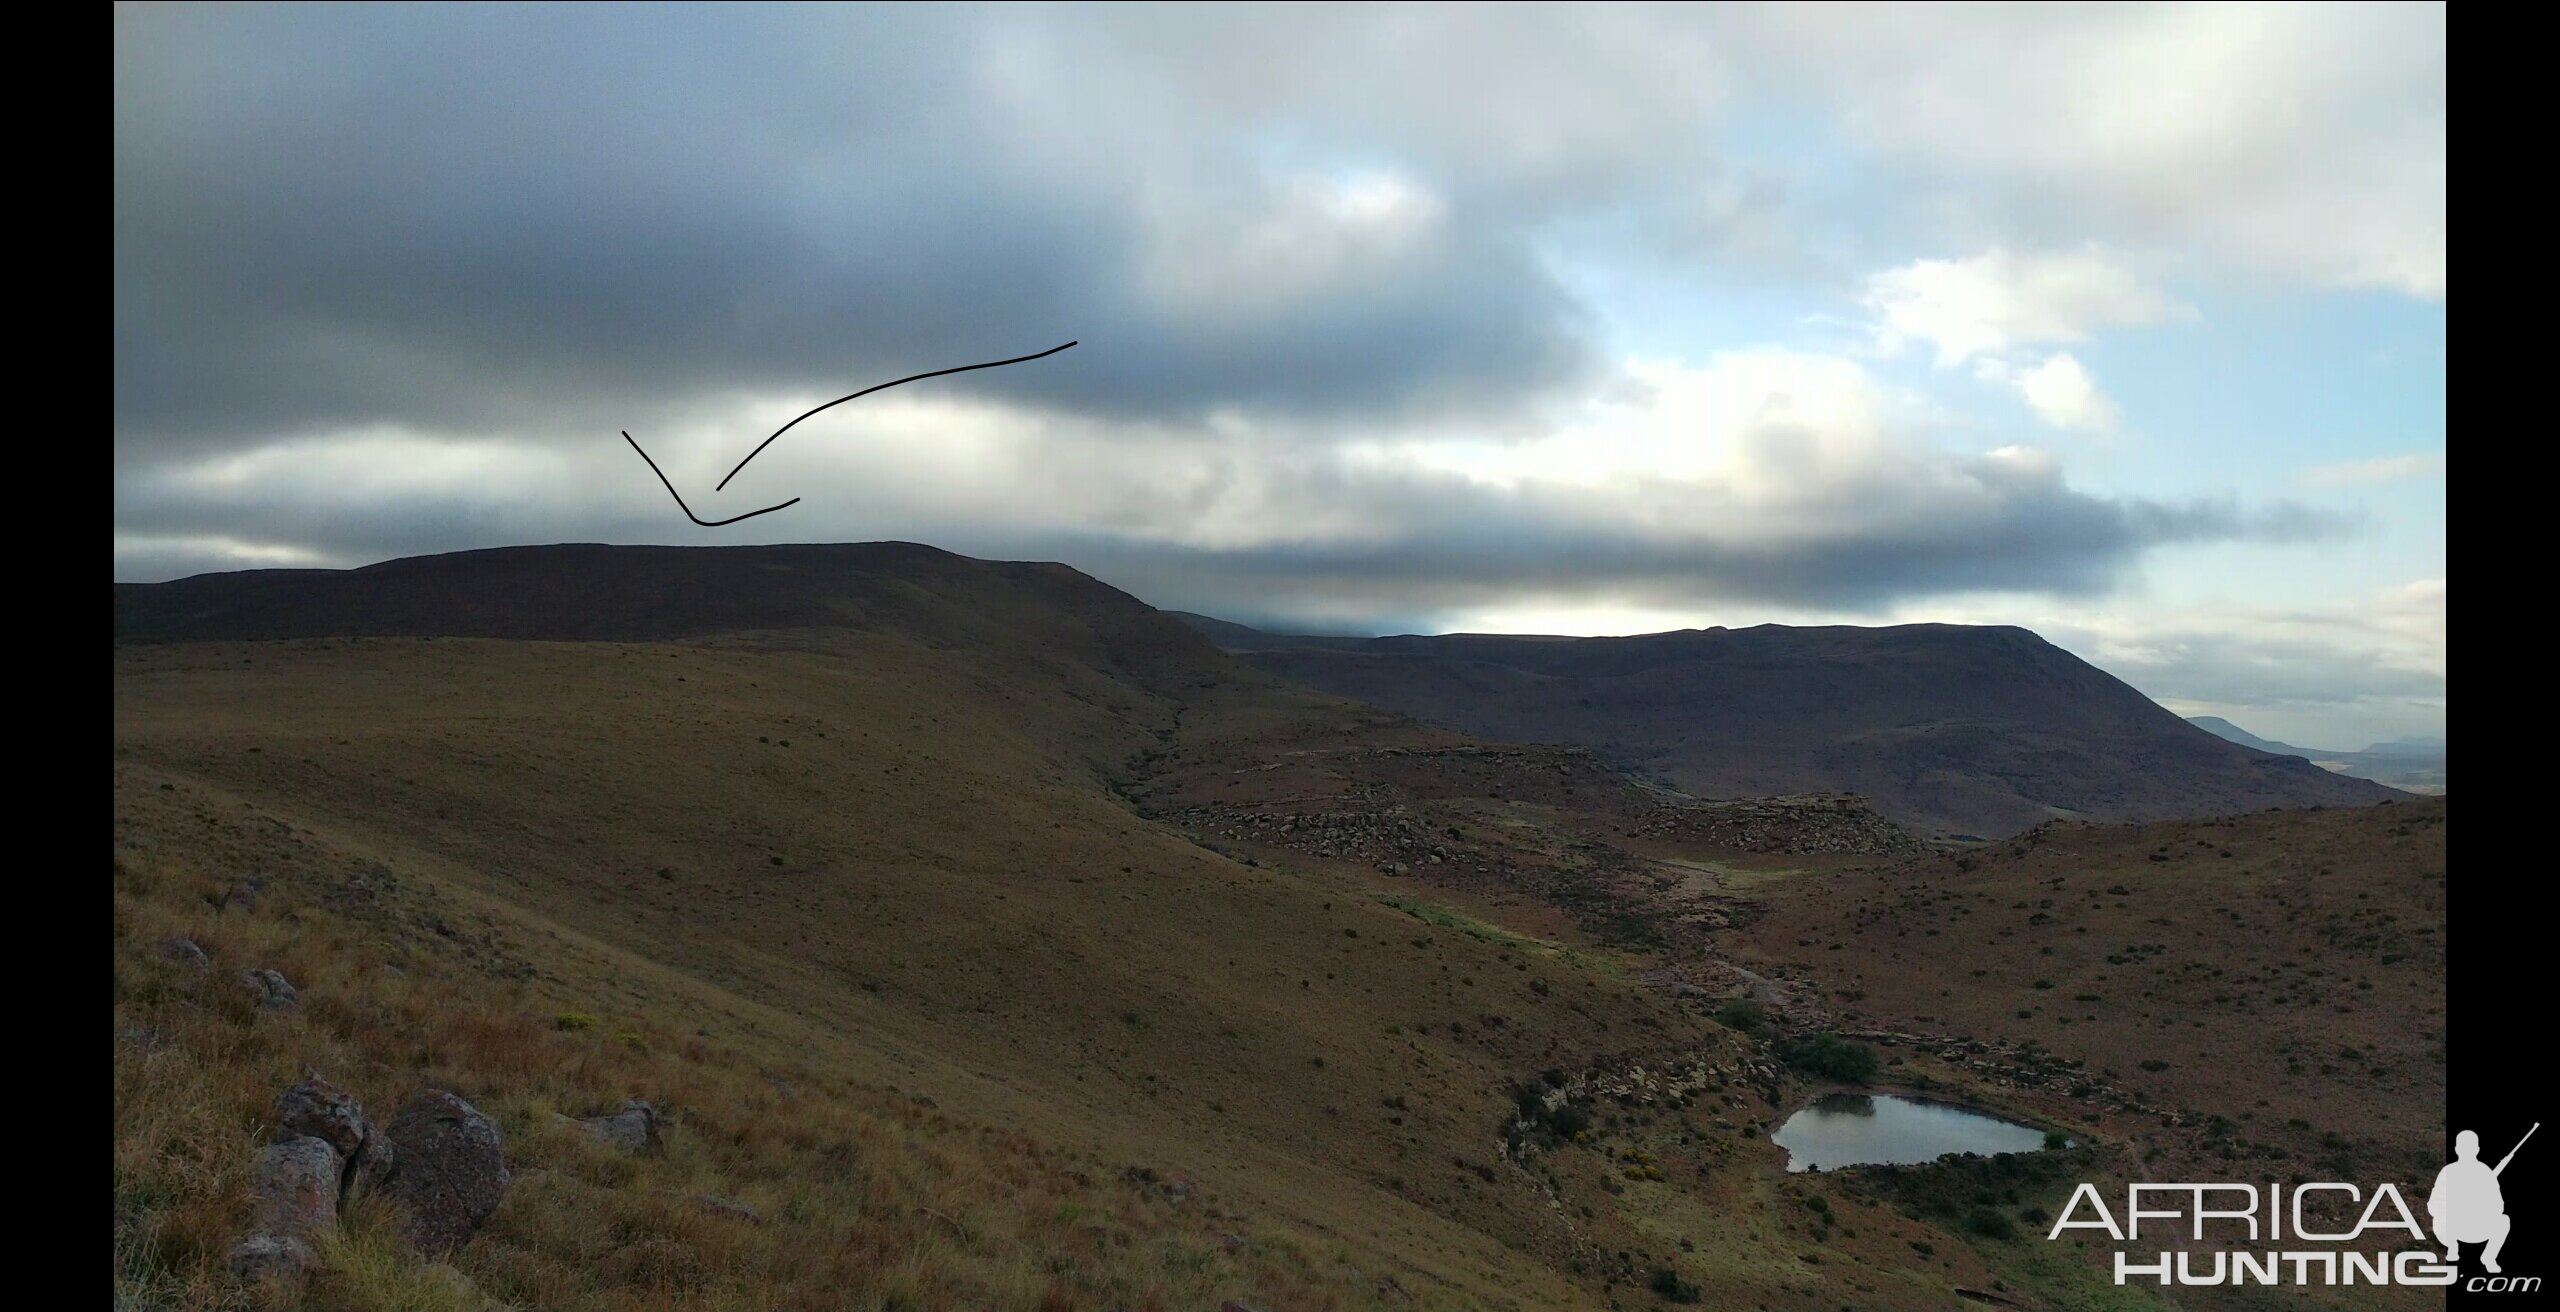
xmin=1630 ymin=794 xmax=1928 ymax=858
xmin=220 ymin=880 xmax=263 ymax=913
xmin=1220 ymin=1232 xmax=1248 ymax=1254
xmin=384 ymin=1091 xmax=510 ymax=1254
xmin=227 ymin=1232 xmax=318 ymax=1280
xmin=250 ymin=1137 xmax=341 ymax=1242
xmin=156 ymin=937 xmax=211 ymax=972
xmin=575 ymin=1099 xmax=664 ymax=1155
xmin=692 ymin=1193 xmax=763 ymax=1225
xmin=1220 ymin=1301 xmax=1266 ymax=1312
xmin=238 ymin=968 xmax=300 ymax=1013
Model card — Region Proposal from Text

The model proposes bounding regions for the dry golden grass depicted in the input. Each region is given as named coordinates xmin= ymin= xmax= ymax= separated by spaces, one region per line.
xmin=115 ymin=544 xmax=2397 ymax=1311
xmin=114 ymin=853 xmax=1453 ymax=1312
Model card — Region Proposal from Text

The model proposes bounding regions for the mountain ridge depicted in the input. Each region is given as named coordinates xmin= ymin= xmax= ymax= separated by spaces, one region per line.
xmin=1180 ymin=613 xmax=2404 ymax=837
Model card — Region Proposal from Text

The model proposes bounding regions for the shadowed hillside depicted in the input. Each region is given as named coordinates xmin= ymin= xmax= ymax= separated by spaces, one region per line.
xmin=1182 ymin=617 xmax=2401 ymax=838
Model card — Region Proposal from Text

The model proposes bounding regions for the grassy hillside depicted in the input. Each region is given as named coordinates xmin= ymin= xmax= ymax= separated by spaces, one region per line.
xmin=115 ymin=545 xmax=2432 ymax=1310
xmin=112 ymin=546 xmax=1757 ymax=1310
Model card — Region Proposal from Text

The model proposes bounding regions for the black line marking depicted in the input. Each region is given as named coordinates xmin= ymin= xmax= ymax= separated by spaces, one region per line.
xmin=622 ymin=431 xmax=802 ymax=526
xmin=713 ymin=340 xmax=1078 ymax=490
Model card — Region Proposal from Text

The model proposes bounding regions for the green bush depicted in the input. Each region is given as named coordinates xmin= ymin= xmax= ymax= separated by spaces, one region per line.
xmin=1962 ymin=1205 xmax=2018 ymax=1240
xmin=1713 ymin=999 xmax=1766 ymax=1033
xmin=1647 ymin=1266 xmax=1702 ymax=1303
xmin=1774 ymin=1033 xmax=1879 ymax=1082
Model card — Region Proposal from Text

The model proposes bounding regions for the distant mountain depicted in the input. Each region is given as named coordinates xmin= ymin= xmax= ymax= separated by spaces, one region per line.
xmin=1183 ymin=616 xmax=2405 ymax=837
xmin=2185 ymin=715 xmax=2318 ymax=757
xmin=2187 ymin=716 xmax=2446 ymax=796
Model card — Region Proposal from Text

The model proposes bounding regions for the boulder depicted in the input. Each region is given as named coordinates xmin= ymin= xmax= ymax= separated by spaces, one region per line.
xmin=275 ymin=1076 xmax=367 ymax=1160
xmin=384 ymin=1091 xmax=510 ymax=1254
xmin=576 ymin=1099 xmax=664 ymax=1154
xmin=238 ymin=967 xmax=300 ymax=1013
xmin=275 ymin=1074 xmax=393 ymax=1197
xmin=249 ymin=1137 xmax=341 ymax=1242
xmin=156 ymin=937 xmax=211 ymax=972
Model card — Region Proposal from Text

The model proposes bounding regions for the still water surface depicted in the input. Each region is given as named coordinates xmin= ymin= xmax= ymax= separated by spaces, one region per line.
xmin=1771 ymin=1093 xmax=2050 ymax=1172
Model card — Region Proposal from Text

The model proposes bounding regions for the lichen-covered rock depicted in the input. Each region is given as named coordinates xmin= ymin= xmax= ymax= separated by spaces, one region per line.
xmin=249 ymin=1137 xmax=341 ymax=1242
xmin=384 ymin=1091 xmax=510 ymax=1254
xmin=276 ymin=1074 xmax=393 ymax=1197
xmin=275 ymin=1076 xmax=367 ymax=1160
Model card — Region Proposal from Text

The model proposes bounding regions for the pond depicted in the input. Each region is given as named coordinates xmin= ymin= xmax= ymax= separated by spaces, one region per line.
xmin=1770 ymin=1093 xmax=2052 ymax=1172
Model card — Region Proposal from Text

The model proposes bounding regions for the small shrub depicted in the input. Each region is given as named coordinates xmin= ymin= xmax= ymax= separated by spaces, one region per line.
xmin=555 ymin=1012 xmax=598 ymax=1032
xmin=1647 ymin=1265 xmax=1701 ymax=1303
xmin=1773 ymin=1033 xmax=1878 ymax=1083
xmin=1712 ymin=999 xmax=1766 ymax=1033
xmin=1963 ymin=1205 xmax=2017 ymax=1240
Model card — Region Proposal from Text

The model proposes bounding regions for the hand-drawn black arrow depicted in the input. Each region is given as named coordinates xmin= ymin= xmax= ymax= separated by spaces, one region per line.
xmin=623 ymin=340 xmax=1078 ymax=526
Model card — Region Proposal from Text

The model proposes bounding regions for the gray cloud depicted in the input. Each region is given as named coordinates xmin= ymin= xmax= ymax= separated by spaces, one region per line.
xmin=112 ymin=3 xmax=2402 ymax=672
xmin=115 ymin=6 xmax=1609 ymax=460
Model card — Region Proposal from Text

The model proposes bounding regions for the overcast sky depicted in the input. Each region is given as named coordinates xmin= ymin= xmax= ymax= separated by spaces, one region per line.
xmin=114 ymin=3 xmax=2444 ymax=749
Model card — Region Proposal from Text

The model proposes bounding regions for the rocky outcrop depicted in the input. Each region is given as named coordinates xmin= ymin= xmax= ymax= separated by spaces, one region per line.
xmin=1631 ymin=794 xmax=1929 ymax=857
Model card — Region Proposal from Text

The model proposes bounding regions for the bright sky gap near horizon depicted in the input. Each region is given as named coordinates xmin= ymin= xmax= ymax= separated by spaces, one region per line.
xmin=112 ymin=3 xmax=2444 ymax=751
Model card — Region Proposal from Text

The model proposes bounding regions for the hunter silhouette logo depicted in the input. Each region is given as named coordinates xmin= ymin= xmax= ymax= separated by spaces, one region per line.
xmin=2045 ymin=1123 xmax=2547 ymax=1291
xmin=2434 ymin=1123 xmax=2534 ymax=1274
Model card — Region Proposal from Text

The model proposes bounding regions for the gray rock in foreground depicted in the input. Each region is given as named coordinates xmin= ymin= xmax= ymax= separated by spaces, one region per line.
xmin=249 ymin=1136 xmax=341 ymax=1242
xmin=384 ymin=1091 xmax=510 ymax=1254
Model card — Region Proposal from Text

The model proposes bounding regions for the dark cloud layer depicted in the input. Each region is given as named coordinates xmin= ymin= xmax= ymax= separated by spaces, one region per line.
xmin=114 ymin=6 xmax=1602 ymax=461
